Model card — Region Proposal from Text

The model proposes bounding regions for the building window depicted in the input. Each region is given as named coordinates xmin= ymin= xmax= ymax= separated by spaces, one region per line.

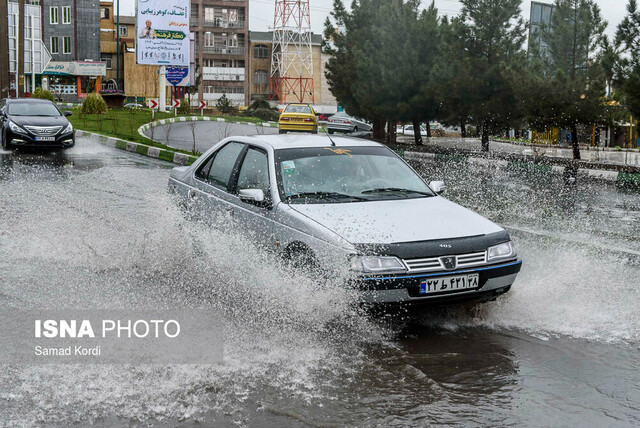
xmin=100 ymin=7 xmax=109 ymax=19
xmin=253 ymin=44 xmax=268 ymax=59
xmin=62 ymin=6 xmax=71 ymax=24
xmin=204 ymin=32 xmax=214 ymax=47
xmin=101 ymin=53 xmax=112 ymax=69
xmin=254 ymin=70 xmax=268 ymax=85
xmin=204 ymin=7 xmax=214 ymax=23
xmin=118 ymin=25 xmax=127 ymax=37
xmin=63 ymin=37 xmax=71 ymax=54
xmin=50 ymin=7 xmax=58 ymax=25
xmin=50 ymin=37 xmax=59 ymax=54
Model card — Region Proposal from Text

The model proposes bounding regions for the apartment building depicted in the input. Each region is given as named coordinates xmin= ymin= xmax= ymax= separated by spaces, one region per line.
xmin=190 ymin=0 xmax=249 ymax=106
xmin=42 ymin=0 xmax=99 ymax=62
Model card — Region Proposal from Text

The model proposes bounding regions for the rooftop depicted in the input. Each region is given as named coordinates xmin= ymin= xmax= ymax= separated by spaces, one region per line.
xmin=239 ymin=134 xmax=379 ymax=150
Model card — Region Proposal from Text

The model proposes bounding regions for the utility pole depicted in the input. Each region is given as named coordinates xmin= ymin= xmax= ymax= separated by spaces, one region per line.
xmin=17 ymin=0 xmax=24 ymax=97
xmin=0 ymin=0 xmax=10 ymax=98
xmin=116 ymin=0 xmax=120 ymax=89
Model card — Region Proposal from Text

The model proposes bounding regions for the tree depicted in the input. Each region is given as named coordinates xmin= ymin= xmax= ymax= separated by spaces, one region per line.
xmin=530 ymin=0 xmax=607 ymax=159
xmin=456 ymin=0 xmax=527 ymax=151
xmin=216 ymin=93 xmax=235 ymax=115
xmin=616 ymin=0 xmax=640 ymax=119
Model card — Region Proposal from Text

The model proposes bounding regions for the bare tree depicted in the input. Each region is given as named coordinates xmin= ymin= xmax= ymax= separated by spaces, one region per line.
xmin=187 ymin=119 xmax=198 ymax=153
xmin=215 ymin=122 xmax=232 ymax=142
xmin=253 ymin=123 xmax=265 ymax=135
xmin=164 ymin=120 xmax=174 ymax=145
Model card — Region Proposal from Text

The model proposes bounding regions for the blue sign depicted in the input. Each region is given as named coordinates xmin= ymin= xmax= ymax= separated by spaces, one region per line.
xmin=166 ymin=66 xmax=190 ymax=87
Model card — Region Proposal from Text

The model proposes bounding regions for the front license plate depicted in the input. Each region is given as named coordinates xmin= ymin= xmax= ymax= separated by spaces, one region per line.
xmin=419 ymin=274 xmax=480 ymax=295
xmin=35 ymin=136 xmax=55 ymax=141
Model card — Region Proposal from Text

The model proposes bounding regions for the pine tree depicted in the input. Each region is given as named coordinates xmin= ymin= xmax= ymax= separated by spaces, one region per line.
xmin=616 ymin=0 xmax=640 ymax=118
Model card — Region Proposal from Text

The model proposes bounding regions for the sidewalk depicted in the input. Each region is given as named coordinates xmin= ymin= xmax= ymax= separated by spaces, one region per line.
xmin=393 ymin=136 xmax=640 ymax=173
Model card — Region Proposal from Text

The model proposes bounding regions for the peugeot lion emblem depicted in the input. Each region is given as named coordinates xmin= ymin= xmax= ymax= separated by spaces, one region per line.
xmin=440 ymin=256 xmax=457 ymax=270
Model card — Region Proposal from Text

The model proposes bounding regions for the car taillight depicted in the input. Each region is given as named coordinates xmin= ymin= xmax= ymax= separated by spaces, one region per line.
xmin=343 ymin=120 xmax=351 ymax=124
xmin=281 ymin=117 xmax=290 ymax=121
xmin=304 ymin=118 xmax=313 ymax=122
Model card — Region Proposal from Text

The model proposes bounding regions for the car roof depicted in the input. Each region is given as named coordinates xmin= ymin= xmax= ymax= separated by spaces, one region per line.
xmin=235 ymin=134 xmax=383 ymax=150
xmin=6 ymin=98 xmax=54 ymax=104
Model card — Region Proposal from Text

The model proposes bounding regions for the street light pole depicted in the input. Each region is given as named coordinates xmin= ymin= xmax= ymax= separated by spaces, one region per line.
xmin=116 ymin=0 xmax=120 ymax=90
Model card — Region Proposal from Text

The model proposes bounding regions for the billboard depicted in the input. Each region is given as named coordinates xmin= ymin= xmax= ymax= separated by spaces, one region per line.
xmin=43 ymin=61 xmax=107 ymax=77
xmin=136 ymin=0 xmax=190 ymax=66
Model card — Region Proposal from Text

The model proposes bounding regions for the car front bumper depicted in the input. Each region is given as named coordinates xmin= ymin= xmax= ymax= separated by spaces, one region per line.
xmin=6 ymin=130 xmax=75 ymax=149
xmin=354 ymin=260 xmax=522 ymax=305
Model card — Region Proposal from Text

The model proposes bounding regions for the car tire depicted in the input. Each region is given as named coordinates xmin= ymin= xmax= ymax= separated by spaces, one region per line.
xmin=353 ymin=126 xmax=359 ymax=133
xmin=1 ymin=130 xmax=10 ymax=150
xmin=312 ymin=127 xmax=318 ymax=134
xmin=328 ymin=129 xmax=334 ymax=135
xmin=284 ymin=243 xmax=319 ymax=274
xmin=279 ymin=129 xmax=287 ymax=134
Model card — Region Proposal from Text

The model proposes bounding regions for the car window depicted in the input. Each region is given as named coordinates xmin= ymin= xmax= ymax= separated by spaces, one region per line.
xmin=236 ymin=148 xmax=270 ymax=197
xmin=200 ymin=142 xmax=245 ymax=189
xmin=8 ymin=102 xmax=61 ymax=117
xmin=285 ymin=105 xmax=312 ymax=114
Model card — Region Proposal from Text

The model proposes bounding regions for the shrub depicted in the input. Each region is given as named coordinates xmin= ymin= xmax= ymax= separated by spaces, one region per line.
xmin=81 ymin=93 xmax=107 ymax=114
xmin=177 ymin=98 xmax=190 ymax=115
xmin=215 ymin=94 xmax=237 ymax=115
xmin=251 ymin=108 xmax=280 ymax=122
xmin=31 ymin=87 xmax=54 ymax=102
xmin=248 ymin=100 xmax=272 ymax=111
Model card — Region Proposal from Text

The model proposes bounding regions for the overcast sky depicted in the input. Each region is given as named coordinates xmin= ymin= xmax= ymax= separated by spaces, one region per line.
xmin=112 ymin=0 xmax=627 ymax=39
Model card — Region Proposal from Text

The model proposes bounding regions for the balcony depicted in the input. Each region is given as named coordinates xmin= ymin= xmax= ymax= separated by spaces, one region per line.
xmin=198 ymin=46 xmax=245 ymax=55
xmin=202 ymin=67 xmax=245 ymax=82
xmin=190 ymin=17 xmax=199 ymax=26
xmin=202 ymin=19 xmax=245 ymax=29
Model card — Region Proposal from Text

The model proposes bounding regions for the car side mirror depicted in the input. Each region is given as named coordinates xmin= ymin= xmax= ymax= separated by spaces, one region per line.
xmin=63 ymin=111 xmax=72 ymax=117
xmin=429 ymin=180 xmax=446 ymax=195
xmin=239 ymin=189 xmax=269 ymax=207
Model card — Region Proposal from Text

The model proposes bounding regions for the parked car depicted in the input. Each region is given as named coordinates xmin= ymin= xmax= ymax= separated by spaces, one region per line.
xmin=278 ymin=103 xmax=318 ymax=134
xmin=326 ymin=112 xmax=372 ymax=134
xmin=397 ymin=124 xmax=427 ymax=136
xmin=0 ymin=98 xmax=75 ymax=150
xmin=124 ymin=103 xmax=145 ymax=109
xmin=168 ymin=135 xmax=522 ymax=305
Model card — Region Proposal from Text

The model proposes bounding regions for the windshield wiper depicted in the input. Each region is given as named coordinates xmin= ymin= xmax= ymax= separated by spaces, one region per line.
xmin=286 ymin=191 xmax=367 ymax=201
xmin=361 ymin=187 xmax=434 ymax=196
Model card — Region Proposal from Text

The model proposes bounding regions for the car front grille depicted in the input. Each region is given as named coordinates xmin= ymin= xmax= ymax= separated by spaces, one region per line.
xmin=403 ymin=251 xmax=487 ymax=273
xmin=23 ymin=126 xmax=63 ymax=136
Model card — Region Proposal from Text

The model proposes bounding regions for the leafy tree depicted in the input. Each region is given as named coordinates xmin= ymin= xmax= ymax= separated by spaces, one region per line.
xmin=530 ymin=0 xmax=607 ymax=159
xmin=177 ymin=98 xmax=190 ymax=115
xmin=616 ymin=0 xmax=640 ymax=118
xmin=456 ymin=0 xmax=527 ymax=151
xmin=81 ymin=93 xmax=107 ymax=114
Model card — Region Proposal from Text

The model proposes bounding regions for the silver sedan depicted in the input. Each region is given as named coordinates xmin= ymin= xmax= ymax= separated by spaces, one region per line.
xmin=326 ymin=112 xmax=372 ymax=134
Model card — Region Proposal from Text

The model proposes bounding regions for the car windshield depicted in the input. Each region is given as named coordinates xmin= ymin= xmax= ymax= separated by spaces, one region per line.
xmin=8 ymin=102 xmax=61 ymax=117
xmin=275 ymin=146 xmax=435 ymax=203
xmin=285 ymin=104 xmax=312 ymax=114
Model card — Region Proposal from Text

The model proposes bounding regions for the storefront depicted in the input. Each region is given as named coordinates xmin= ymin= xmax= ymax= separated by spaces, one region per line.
xmin=42 ymin=61 xmax=107 ymax=103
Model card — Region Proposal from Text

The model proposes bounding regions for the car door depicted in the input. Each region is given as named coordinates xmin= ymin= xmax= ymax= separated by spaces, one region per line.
xmin=190 ymin=141 xmax=246 ymax=227
xmin=231 ymin=145 xmax=279 ymax=249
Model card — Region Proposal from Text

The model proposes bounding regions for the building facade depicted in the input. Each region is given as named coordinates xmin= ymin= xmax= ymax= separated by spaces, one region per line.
xmin=190 ymin=0 xmax=249 ymax=106
xmin=528 ymin=1 xmax=554 ymax=53
xmin=248 ymin=31 xmax=337 ymax=112
xmin=8 ymin=1 xmax=48 ymax=95
xmin=42 ymin=0 xmax=100 ymax=63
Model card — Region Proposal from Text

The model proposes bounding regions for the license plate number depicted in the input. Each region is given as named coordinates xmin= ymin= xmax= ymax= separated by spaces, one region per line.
xmin=419 ymin=274 xmax=479 ymax=295
xmin=36 ymin=136 xmax=55 ymax=141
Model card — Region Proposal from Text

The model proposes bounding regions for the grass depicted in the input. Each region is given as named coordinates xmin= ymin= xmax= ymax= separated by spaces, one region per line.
xmin=68 ymin=108 xmax=267 ymax=156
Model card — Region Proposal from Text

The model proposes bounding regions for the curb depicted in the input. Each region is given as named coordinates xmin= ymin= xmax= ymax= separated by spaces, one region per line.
xmin=138 ymin=116 xmax=278 ymax=145
xmin=403 ymin=150 xmax=640 ymax=188
xmin=76 ymin=130 xmax=199 ymax=166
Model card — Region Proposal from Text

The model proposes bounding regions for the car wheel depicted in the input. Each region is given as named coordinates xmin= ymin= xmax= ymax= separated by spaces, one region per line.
xmin=279 ymin=129 xmax=287 ymax=134
xmin=328 ymin=129 xmax=334 ymax=135
xmin=1 ymin=130 xmax=10 ymax=150
xmin=312 ymin=127 xmax=318 ymax=134
xmin=284 ymin=243 xmax=319 ymax=274
xmin=353 ymin=126 xmax=359 ymax=133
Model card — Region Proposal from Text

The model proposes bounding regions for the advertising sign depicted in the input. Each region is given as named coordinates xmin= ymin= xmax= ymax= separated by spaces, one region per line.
xmin=166 ymin=66 xmax=190 ymax=86
xmin=43 ymin=61 xmax=107 ymax=77
xmin=136 ymin=0 xmax=190 ymax=66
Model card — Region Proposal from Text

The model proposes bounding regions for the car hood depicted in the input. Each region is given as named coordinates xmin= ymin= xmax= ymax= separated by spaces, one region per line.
xmin=8 ymin=115 xmax=69 ymax=127
xmin=289 ymin=196 xmax=503 ymax=244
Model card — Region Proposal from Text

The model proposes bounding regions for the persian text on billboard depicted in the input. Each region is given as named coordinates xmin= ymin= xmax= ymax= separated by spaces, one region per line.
xmin=136 ymin=0 xmax=190 ymax=66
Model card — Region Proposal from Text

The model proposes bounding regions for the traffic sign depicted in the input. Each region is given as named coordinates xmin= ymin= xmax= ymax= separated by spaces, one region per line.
xmin=173 ymin=99 xmax=181 ymax=108
xmin=200 ymin=101 xmax=206 ymax=109
xmin=148 ymin=99 xmax=158 ymax=109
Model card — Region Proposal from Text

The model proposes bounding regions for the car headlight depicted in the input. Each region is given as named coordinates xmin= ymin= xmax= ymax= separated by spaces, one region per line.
xmin=350 ymin=255 xmax=406 ymax=274
xmin=8 ymin=121 xmax=26 ymax=134
xmin=62 ymin=123 xmax=73 ymax=134
xmin=487 ymin=241 xmax=516 ymax=261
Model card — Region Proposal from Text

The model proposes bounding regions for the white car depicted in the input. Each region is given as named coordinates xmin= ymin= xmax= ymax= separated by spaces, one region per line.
xmin=168 ymin=135 xmax=521 ymax=305
xmin=397 ymin=124 xmax=427 ymax=136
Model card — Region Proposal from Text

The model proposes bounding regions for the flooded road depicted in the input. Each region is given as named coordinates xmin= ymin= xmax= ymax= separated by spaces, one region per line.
xmin=0 ymin=138 xmax=639 ymax=426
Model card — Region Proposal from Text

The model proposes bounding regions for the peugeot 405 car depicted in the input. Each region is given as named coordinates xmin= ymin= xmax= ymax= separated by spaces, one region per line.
xmin=168 ymin=135 xmax=521 ymax=305
xmin=0 ymin=98 xmax=75 ymax=150
xmin=278 ymin=103 xmax=318 ymax=134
